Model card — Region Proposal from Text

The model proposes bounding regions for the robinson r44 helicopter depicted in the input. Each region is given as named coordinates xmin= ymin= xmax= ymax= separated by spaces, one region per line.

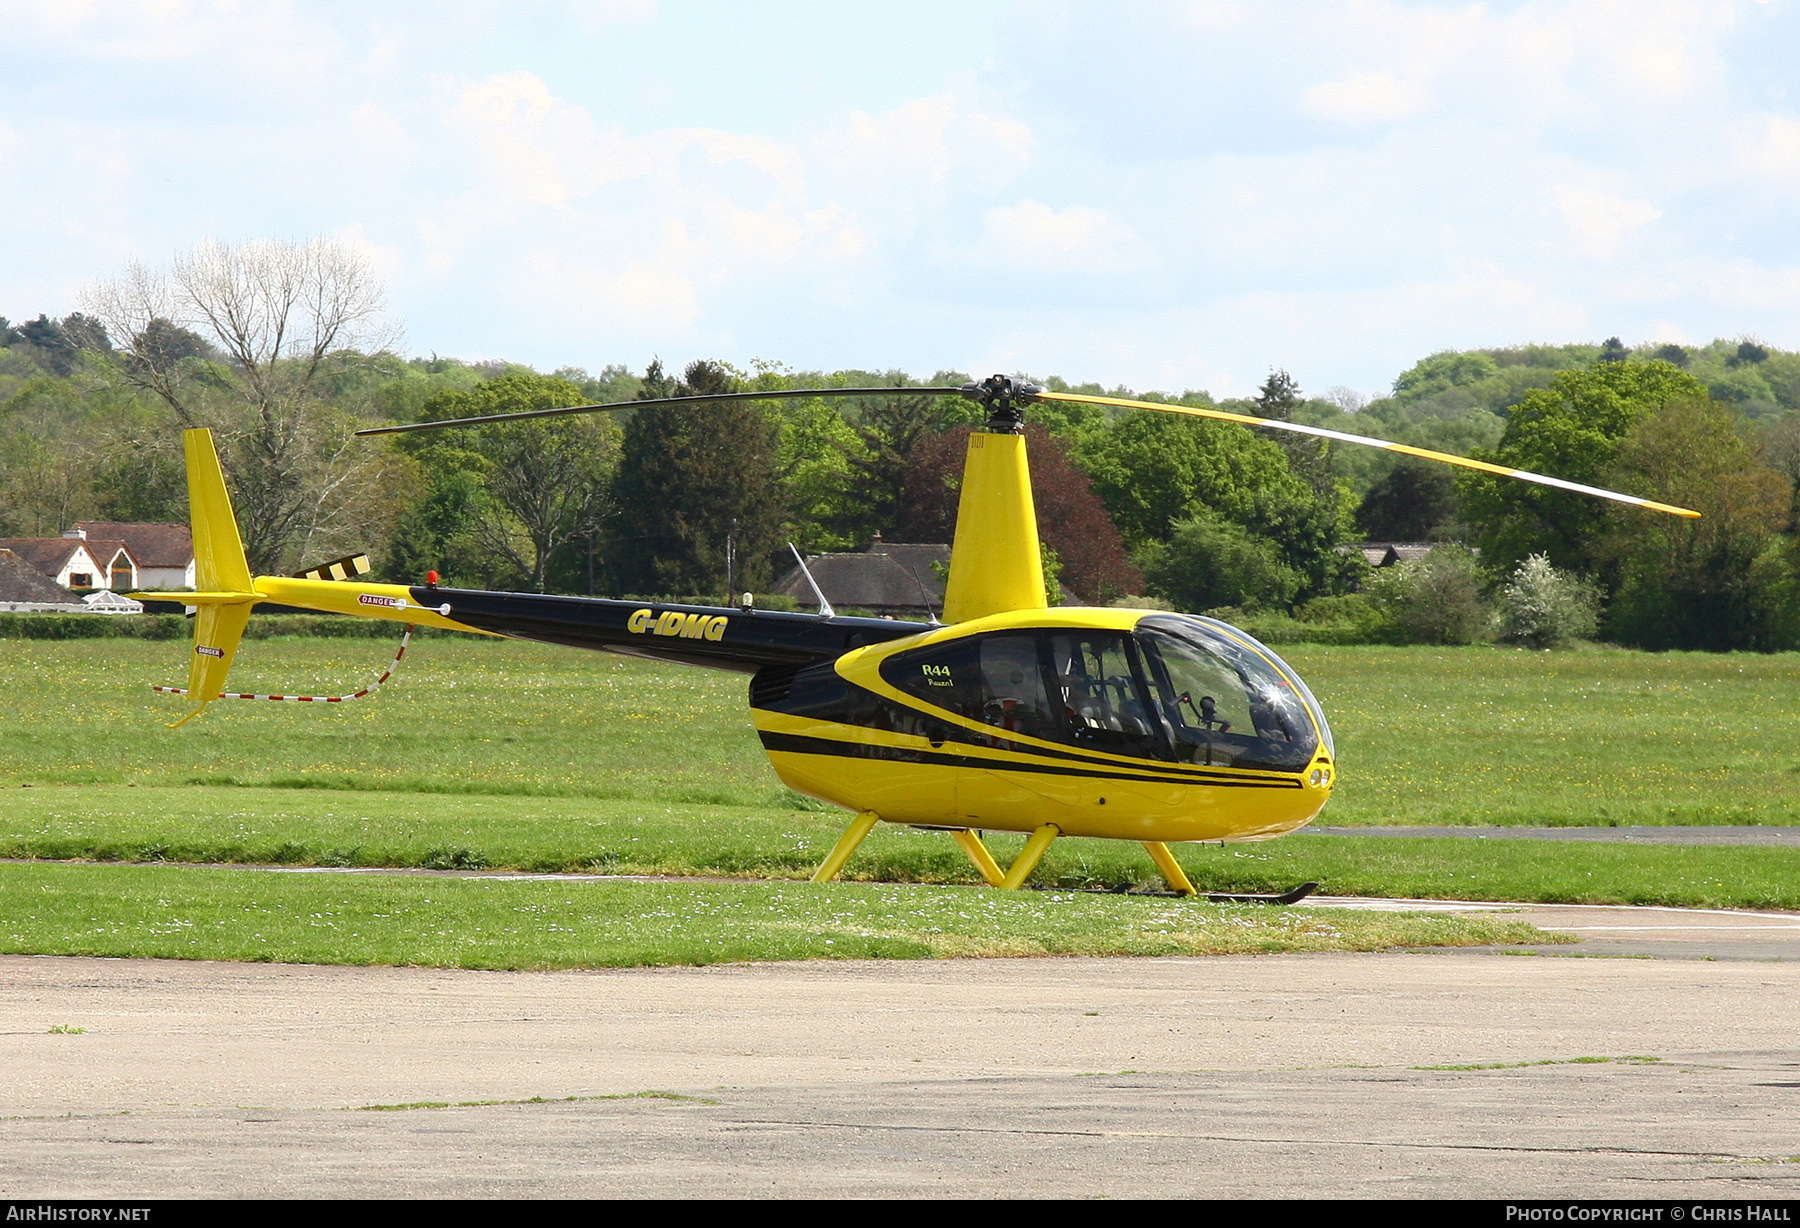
xmin=135 ymin=375 xmax=1696 ymax=896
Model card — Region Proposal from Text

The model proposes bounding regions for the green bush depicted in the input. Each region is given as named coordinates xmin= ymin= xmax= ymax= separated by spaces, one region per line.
xmin=0 ymin=614 xmax=188 ymax=640
xmin=1496 ymin=554 xmax=1599 ymax=648
xmin=0 ymin=614 xmax=466 ymax=641
xmin=1208 ymin=599 xmax=1383 ymax=646
xmin=1364 ymin=546 xmax=1491 ymax=645
xmin=1141 ymin=512 xmax=1301 ymax=613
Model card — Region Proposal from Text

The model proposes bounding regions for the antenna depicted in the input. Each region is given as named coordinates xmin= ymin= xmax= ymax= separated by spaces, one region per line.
xmin=902 ymin=556 xmax=942 ymax=626
xmin=788 ymin=543 xmax=835 ymax=619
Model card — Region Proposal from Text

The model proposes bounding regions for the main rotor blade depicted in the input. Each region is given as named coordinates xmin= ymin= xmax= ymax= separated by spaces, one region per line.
xmin=355 ymin=386 xmax=967 ymax=437
xmin=1036 ymin=390 xmax=1701 ymax=519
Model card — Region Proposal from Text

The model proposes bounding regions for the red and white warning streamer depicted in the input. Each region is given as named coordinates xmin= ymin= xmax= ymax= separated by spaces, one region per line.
xmin=153 ymin=625 xmax=414 ymax=703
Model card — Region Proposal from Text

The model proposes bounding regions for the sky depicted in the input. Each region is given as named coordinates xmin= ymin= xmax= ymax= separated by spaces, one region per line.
xmin=1 ymin=0 xmax=1798 ymax=399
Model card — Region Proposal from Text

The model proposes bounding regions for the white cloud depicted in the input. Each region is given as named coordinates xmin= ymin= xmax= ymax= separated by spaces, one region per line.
xmin=569 ymin=0 xmax=657 ymax=34
xmin=820 ymin=94 xmax=1032 ymax=194
xmin=1550 ymin=186 xmax=1662 ymax=258
xmin=334 ymin=222 xmax=404 ymax=283
xmin=522 ymin=222 xmax=707 ymax=332
xmin=448 ymin=71 xmax=648 ymax=209
xmin=1691 ymin=261 xmax=1800 ymax=312
xmin=1733 ymin=113 xmax=1800 ymax=184
xmin=1300 ymin=71 xmax=1431 ymax=126
xmin=973 ymin=200 xmax=1149 ymax=274
xmin=7 ymin=1 xmax=341 ymax=80
xmin=349 ymin=102 xmax=417 ymax=163
xmin=1177 ymin=1 xmax=1244 ymax=31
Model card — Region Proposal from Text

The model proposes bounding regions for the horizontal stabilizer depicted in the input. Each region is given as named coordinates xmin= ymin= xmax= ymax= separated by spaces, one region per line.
xmin=293 ymin=553 xmax=372 ymax=583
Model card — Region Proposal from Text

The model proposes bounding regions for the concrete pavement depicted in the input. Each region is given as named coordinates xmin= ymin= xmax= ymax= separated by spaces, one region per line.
xmin=3 ymin=909 xmax=1800 ymax=1198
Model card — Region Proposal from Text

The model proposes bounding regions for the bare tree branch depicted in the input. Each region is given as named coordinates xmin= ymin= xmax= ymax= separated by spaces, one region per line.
xmin=81 ymin=237 xmax=399 ymax=572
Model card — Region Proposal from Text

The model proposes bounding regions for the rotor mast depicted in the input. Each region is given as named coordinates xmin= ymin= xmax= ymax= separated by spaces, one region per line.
xmin=940 ymin=376 xmax=1050 ymax=624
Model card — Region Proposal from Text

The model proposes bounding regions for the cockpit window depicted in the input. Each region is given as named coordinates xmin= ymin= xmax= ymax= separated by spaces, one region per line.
xmin=1135 ymin=616 xmax=1322 ymax=773
xmin=879 ymin=633 xmax=1060 ymax=744
xmin=1044 ymin=632 xmax=1163 ymax=759
xmin=881 ymin=631 xmax=1167 ymax=758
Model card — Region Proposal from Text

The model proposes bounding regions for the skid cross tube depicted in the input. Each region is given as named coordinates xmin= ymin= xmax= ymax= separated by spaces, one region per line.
xmin=952 ymin=830 xmax=1006 ymax=887
xmin=1144 ymin=841 xmax=1197 ymax=895
xmin=811 ymin=810 xmax=880 ymax=884
xmin=1000 ymin=824 xmax=1060 ymax=890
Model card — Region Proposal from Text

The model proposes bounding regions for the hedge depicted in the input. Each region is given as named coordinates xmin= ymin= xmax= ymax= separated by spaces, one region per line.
xmin=0 ymin=614 xmax=466 ymax=641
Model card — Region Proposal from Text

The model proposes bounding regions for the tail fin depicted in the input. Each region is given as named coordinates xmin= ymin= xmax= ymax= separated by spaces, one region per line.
xmin=187 ymin=428 xmax=254 ymax=594
xmin=134 ymin=429 xmax=262 ymax=726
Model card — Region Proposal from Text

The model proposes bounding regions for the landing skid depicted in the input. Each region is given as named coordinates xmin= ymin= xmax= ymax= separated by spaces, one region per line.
xmin=811 ymin=814 xmax=1320 ymax=905
xmin=1206 ymin=882 xmax=1320 ymax=905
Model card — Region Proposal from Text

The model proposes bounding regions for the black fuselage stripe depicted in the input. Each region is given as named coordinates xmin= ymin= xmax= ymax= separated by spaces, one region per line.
xmin=754 ymin=681 xmax=1309 ymax=781
xmin=757 ymin=731 xmax=1303 ymax=789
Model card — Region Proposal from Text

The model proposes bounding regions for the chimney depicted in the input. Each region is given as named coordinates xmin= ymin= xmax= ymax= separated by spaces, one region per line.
xmin=62 ymin=529 xmax=86 ymax=540
xmin=868 ymin=529 xmax=883 ymax=552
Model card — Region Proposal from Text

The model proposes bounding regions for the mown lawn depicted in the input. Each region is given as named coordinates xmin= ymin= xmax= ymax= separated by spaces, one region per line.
xmin=1298 ymin=644 xmax=1800 ymax=827
xmin=0 ymin=861 xmax=1557 ymax=969
xmin=4 ymin=636 xmax=1796 ymax=825
xmin=2 ymin=635 xmax=1798 ymax=912
xmin=4 ymin=784 xmax=1798 ymax=910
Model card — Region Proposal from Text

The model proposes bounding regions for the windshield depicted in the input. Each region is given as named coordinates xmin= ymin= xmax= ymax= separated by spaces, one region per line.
xmin=1135 ymin=614 xmax=1329 ymax=772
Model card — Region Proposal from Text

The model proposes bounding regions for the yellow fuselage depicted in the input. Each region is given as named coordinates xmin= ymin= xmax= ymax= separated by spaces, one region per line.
xmin=753 ymin=607 xmax=1334 ymax=844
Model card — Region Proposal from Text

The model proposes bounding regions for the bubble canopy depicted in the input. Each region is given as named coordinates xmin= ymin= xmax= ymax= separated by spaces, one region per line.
xmin=1134 ymin=613 xmax=1334 ymax=772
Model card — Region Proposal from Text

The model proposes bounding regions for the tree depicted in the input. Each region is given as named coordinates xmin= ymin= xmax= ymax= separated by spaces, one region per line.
xmin=1075 ymin=407 xmax=1354 ymax=601
xmin=1598 ymin=398 xmax=1788 ymax=651
xmin=1393 ymin=351 xmax=1501 ymax=400
xmin=840 ymin=385 xmax=977 ymax=541
xmin=771 ymin=395 xmax=863 ymax=551
xmin=83 ymin=238 xmax=394 ymax=572
xmin=897 ymin=423 xmax=1143 ymax=603
xmin=1758 ymin=411 xmax=1800 ymax=534
xmin=1731 ymin=340 xmax=1769 ymax=367
xmin=1256 ymin=368 xmax=1333 ymax=496
xmin=1356 ymin=460 xmax=1458 ymax=541
xmin=609 ymin=360 xmax=783 ymax=597
xmin=395 ymin=373 xmax=619 ymax=592
xmin=3 ymin=313 xmax=111 ymax=377
xmin=0 ymin=380 xmax=101 ymax=535
xmin=91 ymin=445 xmax=188 ymax=522
xmin=1141 ymin=512 xmax=1300 ymax=613
xmin=1457 ymin=358 xmax=1709 ymax=575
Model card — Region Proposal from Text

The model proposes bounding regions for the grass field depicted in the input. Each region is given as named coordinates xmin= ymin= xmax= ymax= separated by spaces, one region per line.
xmin=0 ymin=862 xmax=1556 ymax=969
xmin=4 ymin=635 xmax=1797 ymax=825
xmin=5 ymin=784 xmax=1798 ymax=909
xmin=2 ymin=635 xmax=1798 ymax=915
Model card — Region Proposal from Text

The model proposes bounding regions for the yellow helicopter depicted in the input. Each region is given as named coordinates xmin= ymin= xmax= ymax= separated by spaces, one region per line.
xmin=135 ymin=375 xmax=1697 ymax=897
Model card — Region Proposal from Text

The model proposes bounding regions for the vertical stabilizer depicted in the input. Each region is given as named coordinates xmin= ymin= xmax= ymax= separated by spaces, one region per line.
xmin=161 ymin=429 xmax=260 ymax=725
xmin=182 ymin=601 xmax=254 ymax=720
xmin=186 ymin=429 xmax=253 ymax=593
xmin=941 ymin=431 xmax=1046 ymax=623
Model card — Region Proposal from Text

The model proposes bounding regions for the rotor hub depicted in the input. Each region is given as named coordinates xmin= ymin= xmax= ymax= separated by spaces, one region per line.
xmin=960 ymin=374 xmax=1044 ymax=434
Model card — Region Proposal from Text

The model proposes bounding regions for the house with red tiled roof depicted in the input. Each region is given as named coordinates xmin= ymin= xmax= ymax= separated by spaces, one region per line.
xmin=74 ymin=522 xmax=193 ymax=589
xmin=0 ymin=530 xmax=138 ymax=591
